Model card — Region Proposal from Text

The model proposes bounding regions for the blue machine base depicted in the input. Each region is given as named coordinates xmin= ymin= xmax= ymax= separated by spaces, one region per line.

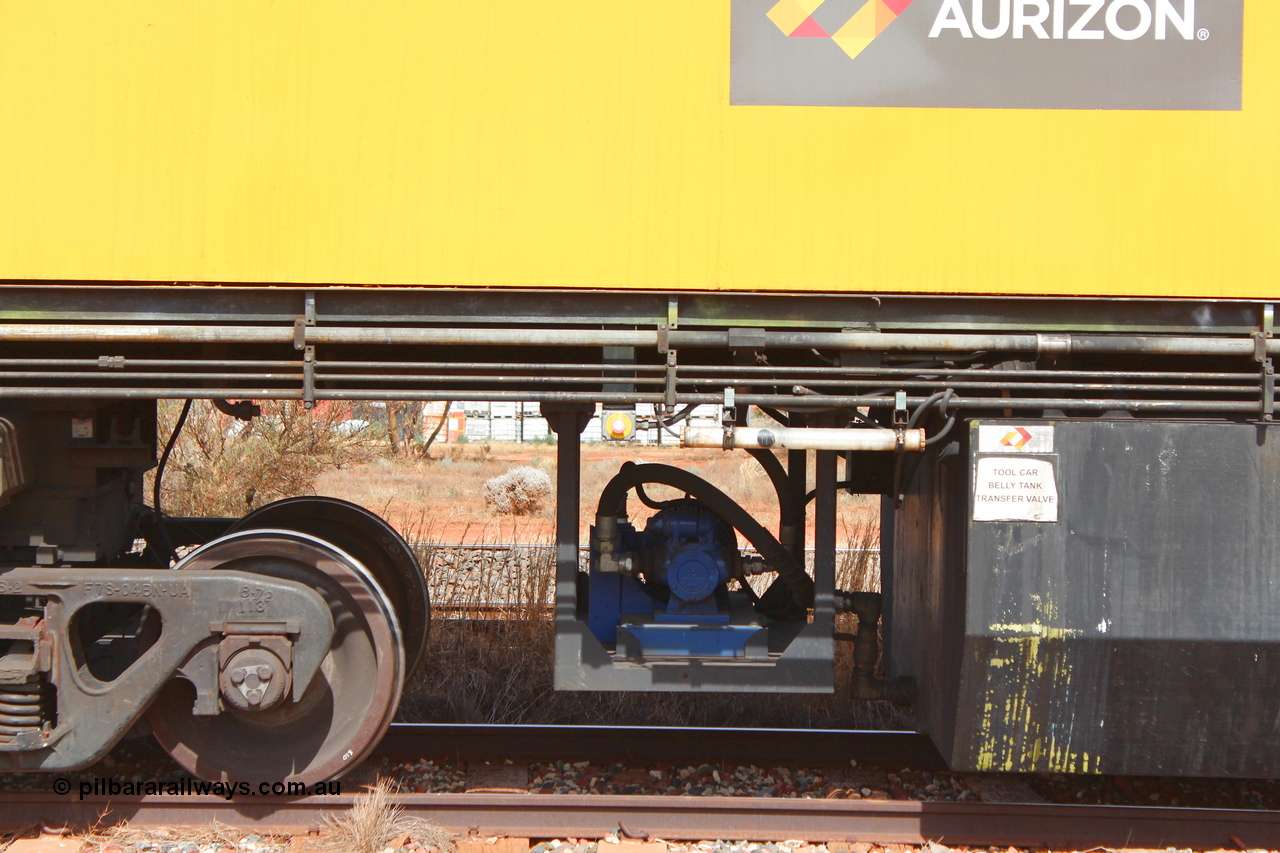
xmin=620 ymin=623 xmax=765 ymax=658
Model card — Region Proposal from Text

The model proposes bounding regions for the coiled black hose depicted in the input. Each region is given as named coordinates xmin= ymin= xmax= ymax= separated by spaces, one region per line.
xmin=595 ymin=462 xmax=815 ymax=608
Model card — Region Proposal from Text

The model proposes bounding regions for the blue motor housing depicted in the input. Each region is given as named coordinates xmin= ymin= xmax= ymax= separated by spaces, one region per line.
xmin=643 ymin=506 xmax=732 ymax=618
xmin=587 ymin=501 xmax=746 ymax=654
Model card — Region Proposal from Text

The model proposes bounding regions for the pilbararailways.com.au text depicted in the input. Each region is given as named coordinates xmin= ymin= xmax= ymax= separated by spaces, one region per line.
xmin=54 ymin=777 xmax=342 ymax=800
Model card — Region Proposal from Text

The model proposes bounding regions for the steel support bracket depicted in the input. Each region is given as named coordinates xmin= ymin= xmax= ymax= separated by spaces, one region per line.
xmin=1259 ymin=305 xmax=1274 ymax=421
xmin=721 ymin=388 xmax=736 ymax=449
xmin=294 ymin=291 xmax=318 ymax=352
xmin=892 ymin=391 xmax=909 ymax=427
xmin=302 ymin=346 xmax=316 ymax=409
xmin=663 ymin=350 xmax=678 ymax=408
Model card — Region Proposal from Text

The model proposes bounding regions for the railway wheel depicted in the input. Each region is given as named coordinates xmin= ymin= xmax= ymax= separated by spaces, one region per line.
xmin=146 ymin=529 xmax=404 ymax=786
xmin=230 ymin=496 xmax=429 ymax=680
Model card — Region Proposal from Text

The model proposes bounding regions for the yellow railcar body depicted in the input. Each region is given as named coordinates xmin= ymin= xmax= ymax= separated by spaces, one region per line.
xmin=0 ymin=1 xmax=1276 ymax=298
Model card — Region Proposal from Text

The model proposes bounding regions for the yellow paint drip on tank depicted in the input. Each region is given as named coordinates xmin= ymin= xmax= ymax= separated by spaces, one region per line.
xmin=973 ymin=592 xmax=1095 ymax=774
xmin=986 ymin=623 xmax=1081 ymax=638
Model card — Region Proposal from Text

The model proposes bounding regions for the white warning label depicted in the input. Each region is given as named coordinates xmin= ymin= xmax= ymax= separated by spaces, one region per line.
xmin=973 ymin=457 xmax=1058 ymax=523
xmin=977 ymin=424 xmax=1053 ymax=454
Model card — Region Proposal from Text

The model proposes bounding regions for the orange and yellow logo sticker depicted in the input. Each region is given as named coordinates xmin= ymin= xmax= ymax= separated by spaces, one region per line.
xmin=1000 ymin=427 xmax=1034 ymax=451
xmin=767 ymin=0 xmax=916 ymax=59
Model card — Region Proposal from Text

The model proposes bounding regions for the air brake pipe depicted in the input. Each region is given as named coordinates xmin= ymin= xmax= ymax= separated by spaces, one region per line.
xmin=0 ymin=371 xmax=1253 ymax=395
xmin=0 ymin=387 xmax=1274 ymax=412
xmin=683 ymin=426 xmax=926 ymax=452
xmin=2 ymin=323 xmax=1279 ymax=356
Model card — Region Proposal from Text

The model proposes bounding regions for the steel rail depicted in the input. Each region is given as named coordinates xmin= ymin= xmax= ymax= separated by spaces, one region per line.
xmin=5 ymin=792 xmax=1279 ymax=847
xmin=313 ymin=374 xmax=667 ymax=386
xmin=327 ymin=361 xmax=668 ymax=373
xmin=2 ymin=323 xmax=1278 ymax=357
xmin=0 ymin=359 xmax=302 ymax=368
xmin=0 ymin=284 xmax=1265 ymax=336
xmin=7 ymin=725 xmax=1279 ymax=844
xmin=0 ymin=357 xmax=1258 ymax=385
xmin=0 ymin=368 xmax=1258 ymax=395
xmin=683 ymin=379 xmax=1259 ymax=394
xmin=0 ymin=371 xmax=302 ymax=381
xmin=0 ymin=371 xmax=1259 ymax=398
xmin=677 ymin=365 xmax=1263 ymax=380
xmin=742 ymin=393 xmax=1274 ymax=413
xmin=0 ymin=386 xmax=1275 ymax=414
xmin=375 ymin=724 xmax=941 ymax=766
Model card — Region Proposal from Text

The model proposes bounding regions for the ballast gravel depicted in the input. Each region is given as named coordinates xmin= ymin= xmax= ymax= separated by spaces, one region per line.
xmin=519 ymin=760 xmax=974 ymax=801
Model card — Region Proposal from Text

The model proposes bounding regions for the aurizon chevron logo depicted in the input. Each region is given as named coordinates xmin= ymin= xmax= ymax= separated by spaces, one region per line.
xmin=734 ymin=0 xmax=1242 ymax=109
xmin=769 ymin=0 xmax=1204 ymax=61
xmin=767 ymin=0 xmax=915 ymax=59
xmin=1000 ymin=428 xmax=1034 ymax=451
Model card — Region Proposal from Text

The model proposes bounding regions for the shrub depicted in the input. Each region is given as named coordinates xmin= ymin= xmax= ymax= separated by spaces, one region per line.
xmin=482 ymin=466 xmax=552 ymax=516
xmin=149 ymin=400 xmax=379 ymax=517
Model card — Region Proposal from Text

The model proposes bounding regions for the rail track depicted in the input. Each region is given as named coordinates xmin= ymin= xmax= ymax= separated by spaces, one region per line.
xmin=7 ymin=725 xmax=1280 ymax=849
xmin=375 ymin=724 xmax=945 ymax=767
xmin=5 ymin=790 xmax=1280 ymax=848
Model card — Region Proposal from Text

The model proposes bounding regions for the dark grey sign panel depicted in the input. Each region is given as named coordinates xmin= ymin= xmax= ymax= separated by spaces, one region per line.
xmin=731 ymin=0 xmax=1243 ymax=109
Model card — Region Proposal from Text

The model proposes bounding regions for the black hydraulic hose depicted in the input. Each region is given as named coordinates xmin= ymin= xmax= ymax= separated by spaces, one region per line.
xmin=153 ymin=398 xmax=193 ymax=564
xmin=657 ymin=404 xmax=699 ymax=440
xmin=634 ymin=482 xmax=682 ymax=511
xmin=596 ymin=462 xmax=815 ymax=608
xmin=660 ymin=403 xmax=698 ymax=427
xmin=736 ymin=407 xmax=801 ymax=537
xmin=893 ymin=390 xmax=955 ymax=507
xmin=745 ymin=448 xmax=803 ymax=533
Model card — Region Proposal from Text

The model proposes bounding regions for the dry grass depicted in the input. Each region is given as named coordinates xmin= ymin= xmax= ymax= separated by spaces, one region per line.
xmin=403 ymin=619 xmax=910 ymax=729
xmin=837 ymin=516 xmax=882 ymax=594
xmin=82 ymin=822 xmax=271 ymax=852
xmin=399 ymin=513 xmax=910 ymax=731
xmin=302 ymin=779 xmax=453 ymax=853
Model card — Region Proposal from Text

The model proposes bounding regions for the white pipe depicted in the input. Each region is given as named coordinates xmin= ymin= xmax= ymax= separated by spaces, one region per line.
xmin=682 ymin=426 xmax=925 ymax=452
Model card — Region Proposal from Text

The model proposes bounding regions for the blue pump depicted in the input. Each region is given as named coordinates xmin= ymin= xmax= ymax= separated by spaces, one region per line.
xmin=587 ymin=500 xmax=762 ymax=657
xmin=643 ymin=507 xmax=732 ymax=619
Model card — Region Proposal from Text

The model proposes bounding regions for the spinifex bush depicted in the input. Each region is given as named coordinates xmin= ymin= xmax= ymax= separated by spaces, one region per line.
xmin=149 ymin=400 xmax=381 ymax=518
xmin=481 ymin=465 xmax=552 ymax=516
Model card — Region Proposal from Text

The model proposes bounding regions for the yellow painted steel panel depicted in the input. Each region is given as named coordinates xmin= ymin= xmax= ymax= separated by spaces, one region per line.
xmin=0 ymin=1 xmax=1276 ymax=298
